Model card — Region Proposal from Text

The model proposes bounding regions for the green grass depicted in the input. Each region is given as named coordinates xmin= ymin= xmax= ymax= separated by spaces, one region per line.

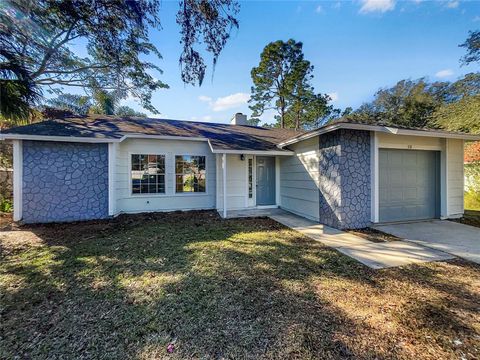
xmin=1 ymin=211 xmax=479 ymax=359
xmin=465 ymin=191 xmax=480 ymax=211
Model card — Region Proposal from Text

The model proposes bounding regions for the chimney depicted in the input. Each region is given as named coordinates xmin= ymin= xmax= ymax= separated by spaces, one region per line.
xmin=230 ymin=113 xmax=248 ymax=126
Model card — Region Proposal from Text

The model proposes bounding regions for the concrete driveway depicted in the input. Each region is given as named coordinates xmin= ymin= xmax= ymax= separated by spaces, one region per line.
xmin=271 ymin=211 xmax=454 ymax=269
xmin=374 ymin=220 xmax=480 ymax=264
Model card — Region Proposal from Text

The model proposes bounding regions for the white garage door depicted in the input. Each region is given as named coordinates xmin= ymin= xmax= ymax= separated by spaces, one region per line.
xmin=379 ymin=149 xmax=440 ymax=222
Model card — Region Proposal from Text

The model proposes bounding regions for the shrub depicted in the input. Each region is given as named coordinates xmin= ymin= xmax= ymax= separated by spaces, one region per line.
xmin=465 ymin=162 xmax=480 ymax=210
xmin=0 ymin=198 xmax=13 ymax=213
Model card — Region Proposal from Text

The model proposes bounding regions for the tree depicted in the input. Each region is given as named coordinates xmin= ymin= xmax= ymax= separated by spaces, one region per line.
xmin=284 ymin=91 xmax=331 ymax=130
xmin=46 ymin=91 xmax=148 ymax=117
xmin=0 ymin=49 xmax=41 ymax=123
xmin=460 ymin=30 xmax=480 ymax=65
xmin=0 ymin=0 xmax=239 ymax=120
xmin=249 ymin=40 xmax=314 ymax=128
xmin=432 ymin=95 xmax=480 ymax=134
xmin=115 ymin=106 xmax=147 ymax=117
xmin=347 ymin=73 xmax=480 ymax=129
xmin=177 ymin=0 xmax=239 ymax=85
xmin=88 ymin=90 xmax=118 ymax=115
xmin=47 ymin=94 xmax=91 ymax=115
xmin=347 ymin=78 xmax=452 ymax=128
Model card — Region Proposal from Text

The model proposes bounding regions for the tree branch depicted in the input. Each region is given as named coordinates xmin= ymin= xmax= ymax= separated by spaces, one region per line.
xmin=31 ymin=22 xmax=79 ymax=79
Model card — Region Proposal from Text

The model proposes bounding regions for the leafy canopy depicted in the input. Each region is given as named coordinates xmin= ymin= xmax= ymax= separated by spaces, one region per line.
xmin=347 ymin=72 xmax=480 ymax=130
xmin=433 ymin=94 xmax=480 ymax=134
xmin=47 ymin=91 xmax=147 ymax=117
xmin=460 ymin=30 xmax=480 ymax=65
xmin=0 ymin=0 xmax=239 ymax=120
xmin=249 ymin=39 xmax=332 ymax=129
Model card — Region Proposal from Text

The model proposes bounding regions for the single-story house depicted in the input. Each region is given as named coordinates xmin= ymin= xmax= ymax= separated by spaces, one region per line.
xmin=1 ymin=113 xmax=479 ymax=229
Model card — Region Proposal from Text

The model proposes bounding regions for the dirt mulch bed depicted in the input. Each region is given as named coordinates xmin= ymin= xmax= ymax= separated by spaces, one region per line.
xmin=452 ymin=210 xmax=480 ymax=229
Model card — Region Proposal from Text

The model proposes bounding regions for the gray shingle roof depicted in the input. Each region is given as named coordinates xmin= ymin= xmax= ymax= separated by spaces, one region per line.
xmin=2 ymin=115 xmax=303 ymax=152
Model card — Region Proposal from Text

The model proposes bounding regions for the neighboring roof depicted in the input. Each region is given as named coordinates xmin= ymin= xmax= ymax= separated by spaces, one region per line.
xmin=278 ymin=119 xmax=480 ymax=147
xmin=0 ymin=115 xmax=302 ymax=153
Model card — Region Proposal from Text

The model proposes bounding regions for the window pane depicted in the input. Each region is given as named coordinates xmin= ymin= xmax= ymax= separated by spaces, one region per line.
xmin=132 ymin=181 xmax=141 ymax=193
xmin=175 ymin=155 xmax=206 ymax=193
xmin=148 ymin=183 xmax=157 ymax=193
xmin=158 ymin=175 xmax=165 ymax=193
xmin=198 ymin=157 xmax=205 ymax=171
xmin=140 ymin=155 xmax=148 ymax=171
xmin=198 ymin=177 xmax=206 ymax=192
xmin=175 ymin=156 xmax=183 ymax=173
xmin=132 ymin=154 xmax=166 ymax=194
xmin=184 ymin=174 xmax=194 ymax=192
xmin=175 ymin=175 xmax=183 ymax=192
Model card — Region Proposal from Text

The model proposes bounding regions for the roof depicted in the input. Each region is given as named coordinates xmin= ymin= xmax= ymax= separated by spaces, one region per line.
xmin=3 ymin=116 xmax=479 ymax=152
xmin=0 ymin=115 xmax=302 ymax=153
xmin=278 ymin=119 xmax=480 ymax=147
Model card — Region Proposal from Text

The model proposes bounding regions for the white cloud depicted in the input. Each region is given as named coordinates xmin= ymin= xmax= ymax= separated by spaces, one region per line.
xmin=359 ymin=0 xmax=396 ymax=13
xmin=315 ymin=5 xmax=323 ymax=13
xmin=446 ymin=0 xmax=459 ymax=8
xmin=435 ymin=69 xmax=454 ymax=78
xmin=327 ymin=92 xmax=339 ymax=102
xmin=202 ymin=115 xmax=212 ymax=121
xmin=257 ymin=109 xmax=278 ymax=125
xmin=198 ymin=95 xmax=212 ymax=102
xmin=211 ymin=92 xmax=250 ymax=112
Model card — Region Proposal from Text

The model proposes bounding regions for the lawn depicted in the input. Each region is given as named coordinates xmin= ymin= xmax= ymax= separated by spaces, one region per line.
xmin=1 ymin=211 xmax=479 ymax=359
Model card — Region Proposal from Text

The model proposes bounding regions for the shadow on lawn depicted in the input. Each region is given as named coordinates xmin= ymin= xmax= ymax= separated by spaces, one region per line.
xmin=1 ymin=211 xmax=479 ymax=359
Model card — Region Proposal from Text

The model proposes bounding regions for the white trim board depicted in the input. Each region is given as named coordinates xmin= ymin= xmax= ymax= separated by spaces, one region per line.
xmin=108 ymin=143 xmax=117 ymax=216
xmin=207 ymin=140 xmax=294 ymax=156
xmin=0 ymin=133 xmax=209 ymax=144
xmin=12 ymin=140 xmax=23 ymax=221
xmin=278 ymin=123 xmax=480 ymax=148
xmin=370 ymin=132 xmax=379 ymax=223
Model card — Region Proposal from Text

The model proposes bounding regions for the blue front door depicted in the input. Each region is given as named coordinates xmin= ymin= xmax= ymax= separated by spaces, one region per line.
xmin=256 ymin=156 xmax=276 ymax=205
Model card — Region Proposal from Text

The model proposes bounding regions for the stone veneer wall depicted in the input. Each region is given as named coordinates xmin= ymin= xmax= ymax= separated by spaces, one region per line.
xmin=22 ymin=141 xmax=109 ymax=223
xmin=318 ymin=129 xmax=371 ymax=229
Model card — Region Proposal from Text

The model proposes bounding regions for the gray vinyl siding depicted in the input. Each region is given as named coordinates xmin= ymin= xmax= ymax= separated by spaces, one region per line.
xmin=279 ymin=137 xmax=320 ymax=221
xmin=115 ymin=138 xmax=216 ymax=214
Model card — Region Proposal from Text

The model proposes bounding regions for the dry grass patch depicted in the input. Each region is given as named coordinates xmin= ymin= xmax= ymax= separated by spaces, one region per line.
xmin=1 ymin=211 xmax=479 ymax=359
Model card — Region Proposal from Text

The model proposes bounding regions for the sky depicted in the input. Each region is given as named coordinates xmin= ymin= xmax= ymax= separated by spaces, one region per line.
xmin=70 ymin=0 xmax=480 ymax=124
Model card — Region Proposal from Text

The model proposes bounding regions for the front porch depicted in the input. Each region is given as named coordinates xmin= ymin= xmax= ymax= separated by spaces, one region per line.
xmin=222 ymin=207 xmax=285 ymax=219
xmin=215 ymin=152 xmax=289 ymax=218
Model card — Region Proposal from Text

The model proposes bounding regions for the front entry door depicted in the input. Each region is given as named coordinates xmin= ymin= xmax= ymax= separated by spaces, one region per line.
xmin=256 ymin=156 xmax=276 ymax=205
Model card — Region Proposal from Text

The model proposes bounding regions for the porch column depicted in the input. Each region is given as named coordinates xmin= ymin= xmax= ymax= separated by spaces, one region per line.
xmin=222 ymin=153 xmax=227 ymax=218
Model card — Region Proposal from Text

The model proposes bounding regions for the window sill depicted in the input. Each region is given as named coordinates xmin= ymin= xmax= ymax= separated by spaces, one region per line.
xmin=129 ymin=192 xmax=210 ymax=198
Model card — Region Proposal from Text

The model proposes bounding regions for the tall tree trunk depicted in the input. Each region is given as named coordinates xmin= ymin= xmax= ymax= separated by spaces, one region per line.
xmin=280 ymin=97 xmax=285 ymax=128
xmin=295 ymin=110 xmax=301 ymax=131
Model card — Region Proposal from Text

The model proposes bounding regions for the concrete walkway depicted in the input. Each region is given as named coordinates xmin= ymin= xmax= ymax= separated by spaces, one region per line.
xmin=269 ymin=211 xmax=454 ymax=269
xmin=375 ymin=220 xmax=480 ymax=264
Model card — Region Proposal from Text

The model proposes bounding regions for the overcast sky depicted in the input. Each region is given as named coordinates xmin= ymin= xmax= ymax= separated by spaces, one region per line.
xmin=69 ymin=0 xmax=480 ymax=124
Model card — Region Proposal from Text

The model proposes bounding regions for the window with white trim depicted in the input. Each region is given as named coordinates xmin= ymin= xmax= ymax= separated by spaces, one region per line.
xmin=175 ymin=155 xmax=206 ymax=193
xmin=131 ymin=154 xmax=165 ymax=194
